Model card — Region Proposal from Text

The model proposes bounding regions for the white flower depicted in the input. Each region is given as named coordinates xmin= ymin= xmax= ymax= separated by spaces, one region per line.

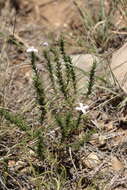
xmin=26 ymin=46 xmax=38 ymax=53
xmin=42 ymin=42 xmax=49 ymax=46
xmin=75 ymin=103 xmax=89 ymax=114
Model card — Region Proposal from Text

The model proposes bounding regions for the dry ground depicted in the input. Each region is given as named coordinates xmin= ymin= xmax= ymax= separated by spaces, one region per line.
xmin=0 ymin=0 xmax=127 ymax=190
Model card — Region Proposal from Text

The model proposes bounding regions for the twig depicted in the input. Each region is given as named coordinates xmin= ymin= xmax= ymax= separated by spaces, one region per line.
xmin=0 ymin=174 xmax=9 ymax=190
xmin=69 ymin=147 xmax=78 ymax=175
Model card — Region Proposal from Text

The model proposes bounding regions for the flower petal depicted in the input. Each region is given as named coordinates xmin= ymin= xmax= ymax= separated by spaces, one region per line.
xmin=75 ymin=103 xmax=89 ymax=114
xmin=26 ymin=46 xmax=38 ymax=53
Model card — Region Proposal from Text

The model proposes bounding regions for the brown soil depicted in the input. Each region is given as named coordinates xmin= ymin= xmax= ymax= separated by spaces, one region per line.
xmin=0 ymin=1 xmax=127 ymax=190
xmin=8 ymin=0 xmax=83 ymax=48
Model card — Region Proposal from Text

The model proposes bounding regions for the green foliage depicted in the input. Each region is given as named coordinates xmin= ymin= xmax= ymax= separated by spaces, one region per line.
xmin=66 ymin=56 xmax=77 ymax=94
xmin=75 ymin=112 xmax=82 ymax=128
xmin=55 ymin=114 xmax=68 ymax=142
xmin=59 ymin=36 xmax=71 ymax=86
xmin=55 ymin=111 xmax=83 ymax=143
xmin=0 ymin=108 xmax=29 ymax=130
xmin=31 ymin=52 xmax=46 ymax=123
xmin=44 ymin=38 xmax=77 ymax=105
xmin=51 ymin=48 xmax=68 ymax=100
xmin=43 ymin=50 xmax=56 ymax=92
xmin=59 ymin=36 xmax=77 ymax=93
xmin=36 ymin=132 xmax=46 ymax=160
xmin=87 ymin=60 xmax=97 ymax=97
xmin=1 ymin=1 xmax=127 ymax=189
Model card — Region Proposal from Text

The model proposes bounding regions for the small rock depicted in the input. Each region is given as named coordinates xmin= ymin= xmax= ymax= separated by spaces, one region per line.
xmin=111 ymin=156 xmax=124 ymax=171
xmin=15 ymin=160 xmax=26 ymax=171
xmin=8 ymin=160 xmax=16 ymax=168
xmin=98 ymin=135 xmax=106 ymax=146
xmin=70 ymin=54 xmax=102 ymax=90
xmin=82 ymin=152 xmax=101 ymax=168
xmin=90 ymin=133 xmax=106 ymax=147
xmin=29 ymin=149 xmax=35 ymax=156
xmin=105 ymin=121 xmax=114 ymax=131
xmin=70 ymin=54 xmax=99 ymax=72
xmin=114 ymin=187 xmax=127 ymax=190
xmin=20 ymin=166 xmax=31 ymax=174
xmin=111 ymin=42 xmax=127 ymax=93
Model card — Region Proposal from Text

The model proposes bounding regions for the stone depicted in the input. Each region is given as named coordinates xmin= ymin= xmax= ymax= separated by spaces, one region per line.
xmin=98 ymin=135 xmax=106 ymax=146
xmin=70 ymin=54 xmax=99 ymax=72
xmin=70 ymin=54 xmax=102 ymax=90
xmin=111 ymin=156 xmax=124 ymax=171
xmin=82 ymin=152 xmax=101 ymax=168
xmin=111 ymin=42 xmax=127 ymax=93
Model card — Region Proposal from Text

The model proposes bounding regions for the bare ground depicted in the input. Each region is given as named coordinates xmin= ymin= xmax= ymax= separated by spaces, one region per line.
xmin=0 ymin=0 xmax=127 ymax=190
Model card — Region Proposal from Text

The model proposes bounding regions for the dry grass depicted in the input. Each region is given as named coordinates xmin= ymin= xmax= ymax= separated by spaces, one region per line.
xmin=0 ymin=0 xmax=127 ymax=190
